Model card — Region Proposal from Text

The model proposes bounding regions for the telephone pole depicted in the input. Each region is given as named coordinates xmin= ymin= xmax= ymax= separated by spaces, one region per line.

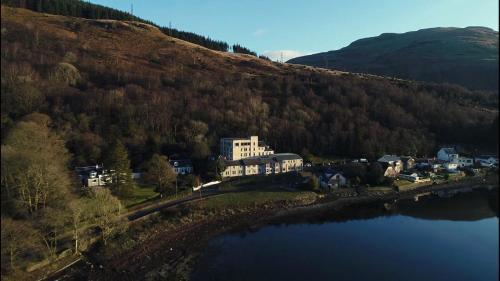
xmin=175 ymin=176 xmax=178 ymax=197
xmin=130 ymin=3 xmax=133 ymax=15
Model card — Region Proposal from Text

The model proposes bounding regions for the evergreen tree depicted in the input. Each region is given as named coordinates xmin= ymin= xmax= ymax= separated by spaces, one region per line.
xmin=366 ymin=162 xmax=384 ymax=186
xmin=106 ymin=141 xmax=134 ymax=198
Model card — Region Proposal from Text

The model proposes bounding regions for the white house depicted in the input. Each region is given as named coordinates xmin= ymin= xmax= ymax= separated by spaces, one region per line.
xmin=319 ymin=170 xmax=347 ymax=190
xmin=437 ymin=148 xmax=459 ymax=163
xmin=377 ymin=155 xmax=403 ymax=177
xmin=75 ymin=165 xmax=112 ymax=187
xmin=457 ymin=157 xmax=473 ymax=167
xmin=169 ymin=159 xmax=193 ymax=175
xmin=220 ymin=136 xmax=274 ymax=161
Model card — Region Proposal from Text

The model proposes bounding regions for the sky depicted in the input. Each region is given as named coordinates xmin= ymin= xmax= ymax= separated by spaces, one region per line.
xmin=90 ymin=0 xmax=499 ymax=61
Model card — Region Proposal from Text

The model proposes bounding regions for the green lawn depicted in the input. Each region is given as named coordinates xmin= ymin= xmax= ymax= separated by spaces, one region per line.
xmin=220 ymin=173 xmax=303 ymax=191
xmin=123 ymin=184 xmax=160 ymax=208
xmin=195 ymin=191 xmax=317 ymax=210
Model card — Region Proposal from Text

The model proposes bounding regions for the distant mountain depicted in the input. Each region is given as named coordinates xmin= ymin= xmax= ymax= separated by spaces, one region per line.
xmin=288 ymin=27 xmax=499 ymax=92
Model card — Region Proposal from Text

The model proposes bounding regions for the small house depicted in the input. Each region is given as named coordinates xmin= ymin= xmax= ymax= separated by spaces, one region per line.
xmin=319 ymin=169 xmax=348 ymax=191
xmin=75 ymin=165 xmax=112 ymax=187
xmin=437 ymin=148 xmax=459 ymax=163
xmin=457 ymin=157 xmax=473 ymax=168
xmin=377 ymin=155 xmax=403 ymax=177
xmin=169 ymin=159 xmax=194 ymax=175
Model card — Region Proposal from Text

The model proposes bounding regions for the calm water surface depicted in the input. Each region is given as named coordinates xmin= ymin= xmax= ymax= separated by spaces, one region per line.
xmin=191 ymin=191 xmax=499 ymax=281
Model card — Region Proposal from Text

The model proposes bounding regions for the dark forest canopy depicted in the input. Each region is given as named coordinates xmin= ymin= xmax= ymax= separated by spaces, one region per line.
xmin=1 ymin=5 xmax=498 ymax=171
xmin=232 ymin=44 xmax=257 ymax=56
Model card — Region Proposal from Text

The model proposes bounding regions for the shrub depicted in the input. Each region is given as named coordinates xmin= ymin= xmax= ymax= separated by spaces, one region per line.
xmin=50 ymin=62 xmax=81 ymax=86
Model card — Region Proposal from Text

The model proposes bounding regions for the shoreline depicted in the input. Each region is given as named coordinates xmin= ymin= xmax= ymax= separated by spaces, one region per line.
xmin=50 ymin=177 xmax=498 ymax=280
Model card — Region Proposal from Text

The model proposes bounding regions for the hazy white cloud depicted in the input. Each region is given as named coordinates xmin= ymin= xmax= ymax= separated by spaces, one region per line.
xmin=252 ymin=28 xmax=266 ymax=37
xmin=262 ymin=50 xmax=310 ymax=62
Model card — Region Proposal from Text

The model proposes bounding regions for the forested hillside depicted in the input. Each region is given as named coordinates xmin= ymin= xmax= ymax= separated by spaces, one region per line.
xmin=1 ymin=5 xmax=498 ymax=170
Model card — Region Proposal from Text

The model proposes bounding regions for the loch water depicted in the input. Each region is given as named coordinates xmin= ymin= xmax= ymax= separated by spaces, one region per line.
xmin=191 ymin=190 xmax=499 ymax=281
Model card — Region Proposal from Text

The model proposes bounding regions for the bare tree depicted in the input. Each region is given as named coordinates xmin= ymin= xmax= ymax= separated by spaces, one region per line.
xmin=88 ymin=189 xmax=123 ymax=245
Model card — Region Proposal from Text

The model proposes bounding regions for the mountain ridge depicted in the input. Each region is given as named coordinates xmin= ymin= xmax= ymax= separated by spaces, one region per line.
xmin=288 ymin=27 xmax=499 ymax=92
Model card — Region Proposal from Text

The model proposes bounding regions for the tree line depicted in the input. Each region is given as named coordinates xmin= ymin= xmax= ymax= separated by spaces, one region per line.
xmin=232 ymin=44 xmax=257 ymax=56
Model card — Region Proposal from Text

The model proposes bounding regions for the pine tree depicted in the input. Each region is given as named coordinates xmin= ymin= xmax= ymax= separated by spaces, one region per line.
xmin=106 ymin=141 xmax=135 ymax=198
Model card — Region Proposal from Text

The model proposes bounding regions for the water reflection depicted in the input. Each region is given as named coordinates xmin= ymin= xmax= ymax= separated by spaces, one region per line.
xmin=191 ymin=190 xmax=499 ymax=281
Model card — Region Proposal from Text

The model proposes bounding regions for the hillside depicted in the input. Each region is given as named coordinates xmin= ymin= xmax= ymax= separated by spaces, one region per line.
xmin=288 ymin=27 xmax=499 ymax=92
xmin=1 ymin=6 xmax=498 ymax=170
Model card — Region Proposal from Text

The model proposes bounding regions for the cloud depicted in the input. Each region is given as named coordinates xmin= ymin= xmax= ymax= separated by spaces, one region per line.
xmin=261 ymin=50 xmax=310 ymax=62
xmin=252 ymin=28 xmax=266 ymax=37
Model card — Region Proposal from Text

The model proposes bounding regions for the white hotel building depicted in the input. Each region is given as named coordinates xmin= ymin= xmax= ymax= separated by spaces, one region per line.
xmin=220 ymin=136 xmax=303 ymax=178
xmin=220 ymin=136 xmax=274 ymax=160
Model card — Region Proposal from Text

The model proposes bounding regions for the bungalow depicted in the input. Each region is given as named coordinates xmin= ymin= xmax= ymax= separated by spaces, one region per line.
xmin=169 ymin=159 xmax=194 ymax=175
xmin=437 ymin=147 xmax=459 ymax=163
xmin=319 ymin=169 xmax=348 ymax=191
xmin=377 ymin=155 xmax=403 ymax=177
xmin=75 ymin=165 xmax=112 ymax=187
xmin=457 ymin=156 xmax=473 ymax=168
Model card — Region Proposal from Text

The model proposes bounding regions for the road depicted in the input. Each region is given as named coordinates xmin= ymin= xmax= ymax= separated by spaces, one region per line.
xmin=124 ymin=188 xmax=224 ymax=220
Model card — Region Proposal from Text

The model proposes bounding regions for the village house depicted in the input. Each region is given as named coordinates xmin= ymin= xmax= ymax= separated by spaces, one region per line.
xmin=319 ymin=169 xmax=348 ymax=191
xmin=437 ymin=147 xmax=459 ymax=163
xmin=220 ymin=136 xmax=274 ymax=160
xmin=221 ymin=153 xmax=303 ymax=178
xmin=377 ymin=155 xmax=403 ymax=177
xmin=75 ymin=165 xmax=112 ymax=187
xmin=457 ymin=156 xmax=473 ymax=168
xmin=169 ymin=159 xmax=194 ymax=175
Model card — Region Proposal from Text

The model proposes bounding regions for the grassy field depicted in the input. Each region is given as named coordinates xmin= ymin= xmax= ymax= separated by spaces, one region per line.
xmin=194 ymin=191 xmax=317 ymax=210
xmin=123 ymin=184 xmax=160 ymax=208
xmin=219 ymin=173 xmax=303 ymax=191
